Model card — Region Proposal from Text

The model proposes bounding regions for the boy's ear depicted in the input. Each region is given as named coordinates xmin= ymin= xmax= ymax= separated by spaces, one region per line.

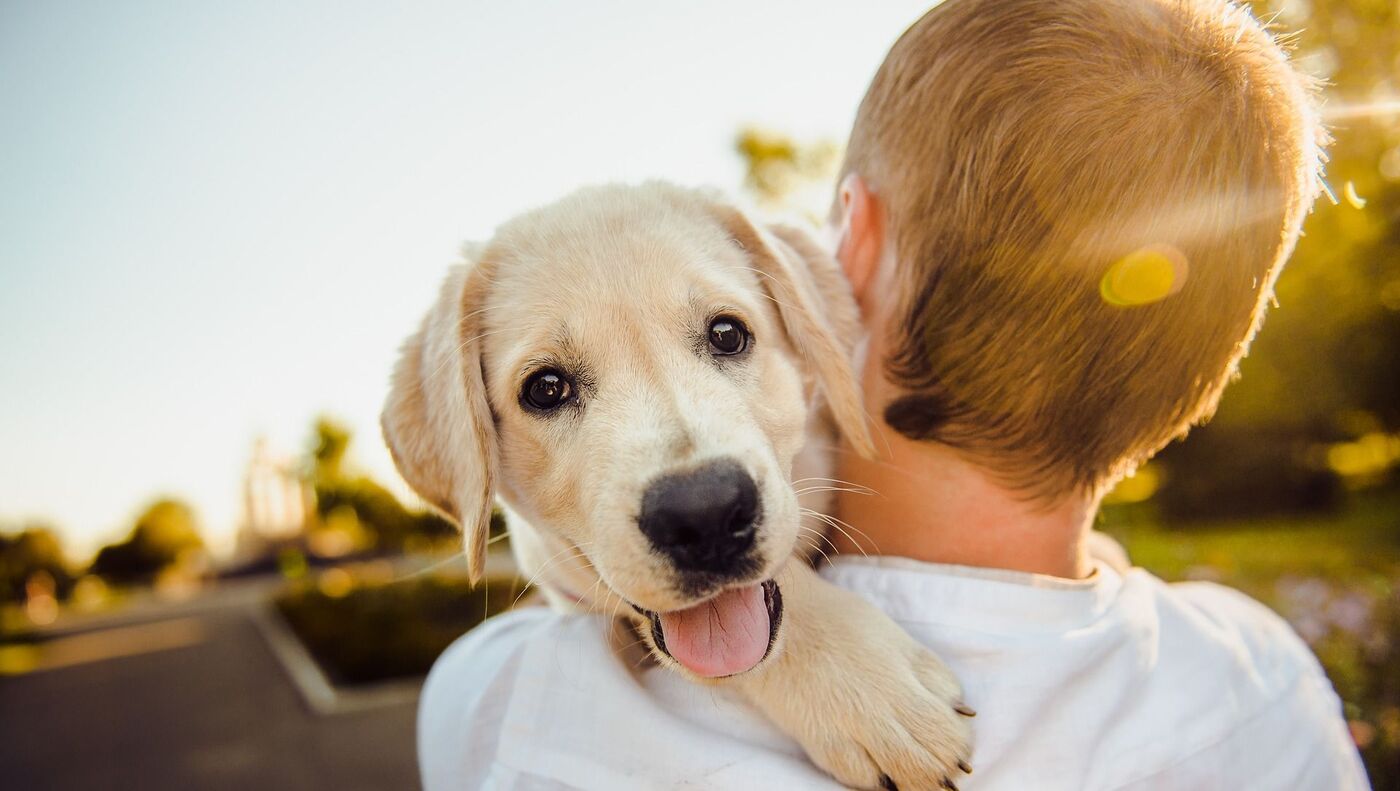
xmin=834 ymin=173 xmax=885 ymax=310
xmin=381 ymin=254 xmax=498 ymax=584
xmin=708 ymin=202 xmax=876 ymax=459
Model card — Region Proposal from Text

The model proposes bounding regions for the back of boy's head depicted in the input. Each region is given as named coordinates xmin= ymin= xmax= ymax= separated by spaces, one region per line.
xmin=841 ymin=0 xmax=1325 ymax=497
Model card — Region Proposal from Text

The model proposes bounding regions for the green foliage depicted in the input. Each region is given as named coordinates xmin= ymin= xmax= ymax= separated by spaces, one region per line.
xmin=1153 ymin=426 xmax=1344 ymax=520
xmin=311 ymin=416 xmax=352 ymax=483
xmin=1153 ymin=0 xmax=1400 ymax=514
xmin=735 ymin=126 xmax=840 ymax=218
xmin=89 ymin=498 xmax=204 ymax=585
xmin=0 ymin=525 xmax=73 ymax=604
xmin=275 ymin=572 xmax=520 ymax=685
xmin=313 ymin=476 xmax=457 ymax=552
xmin=306 ymin=416 xmax=458 ymax=553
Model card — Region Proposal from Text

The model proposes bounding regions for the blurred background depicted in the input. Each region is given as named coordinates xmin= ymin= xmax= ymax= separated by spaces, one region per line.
xmin=1 ymin=0 xmax=1398 ymax=788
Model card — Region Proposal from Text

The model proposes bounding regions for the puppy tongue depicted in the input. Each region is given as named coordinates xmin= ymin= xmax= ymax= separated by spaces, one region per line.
xmin=657 ymin=584 xmax=769 ymax=678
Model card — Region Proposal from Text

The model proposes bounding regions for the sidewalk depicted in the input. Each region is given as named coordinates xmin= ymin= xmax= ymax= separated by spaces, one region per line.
xmin=0 ymin=583 xmax=420 ymax=790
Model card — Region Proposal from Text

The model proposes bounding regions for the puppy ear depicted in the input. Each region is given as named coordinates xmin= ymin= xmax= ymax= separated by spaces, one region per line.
xmin=711 ymin=204 xmax=876 ymax=459
xmin=382 ymin=255 xmax=498 ymax=583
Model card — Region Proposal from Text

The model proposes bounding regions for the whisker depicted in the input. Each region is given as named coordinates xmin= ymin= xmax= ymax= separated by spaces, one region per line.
xmin=424 ymin=326 xmax=513 ymax=383
xmin=793 ymin=485 xmax=875 ymax=498
xmin=802 ymin=507 xmax=874 ymax=557
xmin=810 ymin=508 xmax=877 ymax=549
xmin=511 ymin=542 xmax=594 ymax=609
xmin=797 ymin=520 xmax=840 ymax=552
xmin=792 ymin=476 xmax=874 ymax=486
xmin=388 ymin=551 xmax=468 ymax=583
xmin=582 ymin=574 xmax=609 ymax=616
xmin=632 ymin=644 xmax=663 ymax=672
xmin=737 ymin=266 xmax=805 ymax=315
xmin=792 ymin=476 xmax=878 ymax=496
xmin=795 ymin=527 xmax=835 ymax=566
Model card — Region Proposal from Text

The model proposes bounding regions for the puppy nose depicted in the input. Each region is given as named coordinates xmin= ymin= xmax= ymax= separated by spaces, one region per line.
xmin=638 ymin=459 xmax=760 ymax=575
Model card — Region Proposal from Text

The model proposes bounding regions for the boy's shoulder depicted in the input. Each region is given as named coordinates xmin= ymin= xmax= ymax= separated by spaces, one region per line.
xmin=417 ymin=566 xmax=1369 ymax=791
xmin=1158 ymin=576 xmax=1327 ymax=678
xmin=1137 ymin=574 xmax=1324 ymax=686
xmin=1083 ymin=571 xmax=1368 ymax=789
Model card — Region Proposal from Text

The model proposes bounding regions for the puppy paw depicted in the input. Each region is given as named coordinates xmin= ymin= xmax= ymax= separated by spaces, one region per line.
xmin=800 ymin=643 xmax=974 ymax=790
xmin=736 ymin=564 xmax=975 ymax=790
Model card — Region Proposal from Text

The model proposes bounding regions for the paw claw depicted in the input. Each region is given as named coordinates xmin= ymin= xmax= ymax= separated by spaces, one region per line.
xmin=957 ymin=759 xmax=973 ymax=774
xmin=778 ymin=629 xmax=972 ymax=791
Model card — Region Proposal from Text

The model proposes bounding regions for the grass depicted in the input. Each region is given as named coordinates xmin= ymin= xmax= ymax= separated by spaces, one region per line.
xmin=1101 ymin=491 xmax=1400 ymax=597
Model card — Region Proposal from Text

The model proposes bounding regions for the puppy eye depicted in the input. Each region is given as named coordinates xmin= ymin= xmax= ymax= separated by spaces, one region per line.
xmin=522 ymin=370 xmax=573 ymax=411
xmin=708 ymin=316 xmax=749 ymax=356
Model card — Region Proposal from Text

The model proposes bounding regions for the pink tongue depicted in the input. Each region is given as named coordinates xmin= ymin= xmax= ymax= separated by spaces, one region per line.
xmin=657 ymin=584 xmax=769 ymax=678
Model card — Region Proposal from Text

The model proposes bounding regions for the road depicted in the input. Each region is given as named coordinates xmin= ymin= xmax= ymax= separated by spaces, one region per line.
xmin=0 ymin=590 xmax=420 ymax=790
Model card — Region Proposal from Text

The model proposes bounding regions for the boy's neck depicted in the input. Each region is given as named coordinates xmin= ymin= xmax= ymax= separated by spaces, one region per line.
xmin=828 ymin=422 xmax=1097 ymax=580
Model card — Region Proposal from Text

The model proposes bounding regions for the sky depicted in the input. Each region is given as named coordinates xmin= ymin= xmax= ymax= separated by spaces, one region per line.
xmin=0 ymin=0 xmax=939 ymax=559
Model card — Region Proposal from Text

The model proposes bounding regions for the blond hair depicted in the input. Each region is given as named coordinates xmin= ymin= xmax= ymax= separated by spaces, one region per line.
xmin=842 ymin=0 xmax=1325 ymax=496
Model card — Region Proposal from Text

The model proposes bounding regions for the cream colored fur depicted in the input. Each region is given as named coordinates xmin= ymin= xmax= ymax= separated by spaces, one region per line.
xmin=383 ymin=182 xmax=972 ymax=789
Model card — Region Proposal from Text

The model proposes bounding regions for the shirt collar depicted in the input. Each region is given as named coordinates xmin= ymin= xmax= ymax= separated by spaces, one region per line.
xmin=819 ymin=555 xmax=1126 ymax=634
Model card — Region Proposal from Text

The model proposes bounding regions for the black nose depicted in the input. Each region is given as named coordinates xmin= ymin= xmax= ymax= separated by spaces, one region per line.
xmin=638 ymin=459 xmax=761 ymax=576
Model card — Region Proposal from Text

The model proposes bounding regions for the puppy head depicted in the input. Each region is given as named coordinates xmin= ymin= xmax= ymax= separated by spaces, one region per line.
xmin=383 ymin=184 xmax=870 ymax=615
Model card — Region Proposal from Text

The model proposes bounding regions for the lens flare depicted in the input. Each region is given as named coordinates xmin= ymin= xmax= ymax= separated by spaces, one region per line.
xmin=1322 ymin=99 xmax=1400 ymax=121
xmin=1343 ymin=182 xmax=1367 ymax=210
xmin=1099 ymin=245 xmax=1188 ymax=307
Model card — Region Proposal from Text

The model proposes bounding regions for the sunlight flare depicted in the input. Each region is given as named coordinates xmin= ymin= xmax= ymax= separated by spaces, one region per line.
xmin=1322 ymin=99 xmax=1400 ymax=121
xmin=1342 ymin=181 xmax=1367 ymax=209
xmin=1100 ymin=245 xmax=1189 ymax=307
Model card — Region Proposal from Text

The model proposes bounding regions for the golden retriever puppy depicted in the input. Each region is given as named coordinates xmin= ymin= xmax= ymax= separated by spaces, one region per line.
xmin=383 ymin=182 xmax=973 ymax=789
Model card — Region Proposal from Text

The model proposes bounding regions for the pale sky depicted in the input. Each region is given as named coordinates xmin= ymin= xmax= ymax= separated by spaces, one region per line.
xmin=0 ymin=0 xmax=938 ymax=559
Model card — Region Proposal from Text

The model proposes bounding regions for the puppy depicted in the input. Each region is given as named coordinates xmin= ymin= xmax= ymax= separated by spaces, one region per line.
xmin=383 ymin=182 xmax=973 ymax=789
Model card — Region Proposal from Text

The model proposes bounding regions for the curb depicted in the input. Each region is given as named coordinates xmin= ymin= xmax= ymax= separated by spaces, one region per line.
xmin=249 ymin=604 xmax=422 ymax=716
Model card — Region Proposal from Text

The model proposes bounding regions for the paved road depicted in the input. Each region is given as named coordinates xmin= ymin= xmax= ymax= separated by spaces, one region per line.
xmin=1 ymin=602 xmax=420 ymax=790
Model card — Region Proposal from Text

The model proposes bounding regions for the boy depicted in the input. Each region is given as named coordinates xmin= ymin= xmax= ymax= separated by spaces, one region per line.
xmin=418 ymin=0 xmax=1368 ymax=787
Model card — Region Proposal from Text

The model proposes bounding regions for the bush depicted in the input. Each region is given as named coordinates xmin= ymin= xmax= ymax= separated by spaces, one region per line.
xmin=90 ymin=499 xmax=204 ymax=586
xmin=275 ymin=571 xmax=522 ymax=686
xmin=0 ymin=527 xmax=73 ymax=604
xmin=1153 ymin=426 xmax=1343 ymax=522
xmin=313 ymin=476 xmax=458 ymax=552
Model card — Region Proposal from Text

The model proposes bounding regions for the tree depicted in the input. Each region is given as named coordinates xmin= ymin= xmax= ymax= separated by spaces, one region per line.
xmin=0 ymin=524 xmax=74 ymax=603
xmin=312 ymin=416 xmax=352 ymax=483
xmin=1150 ymin=0 xmax=1400 ymax=515
xmin=90 ymin=498 xmax=205 ymax=585
xmin=306 ymin=417 xmax=458 ymax=554
xmin=735 ymin=126 xmax=840 ymax=219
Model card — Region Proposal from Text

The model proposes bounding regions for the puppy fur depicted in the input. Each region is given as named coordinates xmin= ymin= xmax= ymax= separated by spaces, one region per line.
xmin=384 ymin=183 xmax=972 ymax=789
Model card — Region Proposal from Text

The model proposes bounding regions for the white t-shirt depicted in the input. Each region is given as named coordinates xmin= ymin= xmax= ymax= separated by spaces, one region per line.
xmin=418 ymin=556 xmax=1369 ymax=790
